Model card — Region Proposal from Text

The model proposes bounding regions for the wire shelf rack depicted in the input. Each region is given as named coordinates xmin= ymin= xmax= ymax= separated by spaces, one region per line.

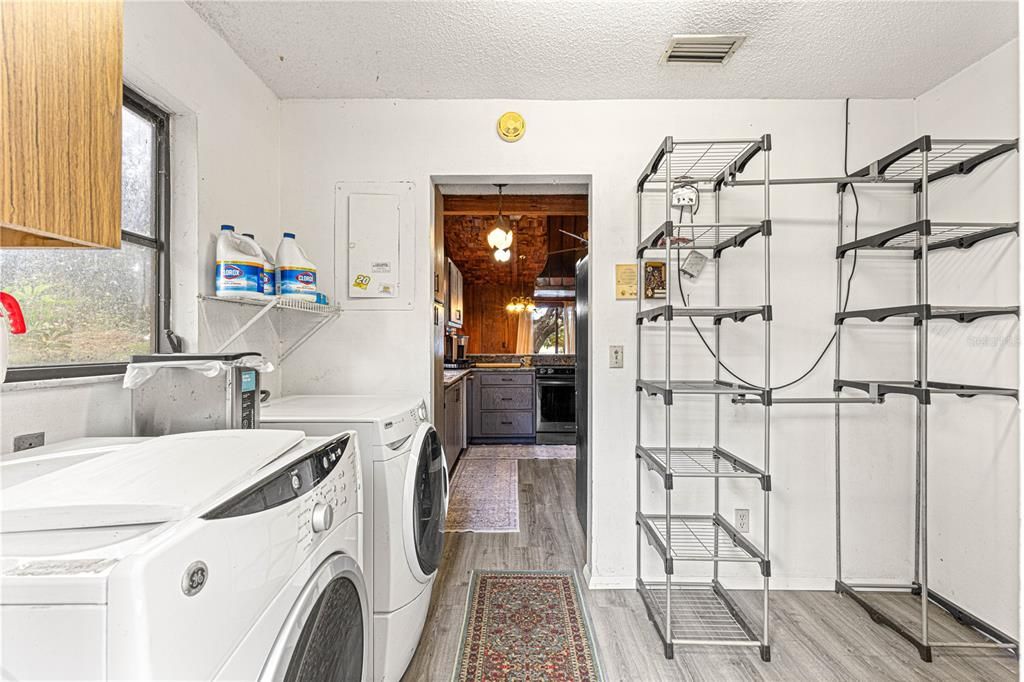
xmin=842 ymin=136 xmax=1018 ymax=192
xmin=639 ymin=513 xmax=769 ymax=574
xmin=637 ymin=305 xmax=771 ymax=326
xmin=836 ymin=220 xmax=1019 ymax=259
xmin=636 ymin=445 xmax=770 ymax=491
xmin=635 ymin=132 xmax=773 ymax=661
xmin=835 ymin=304 xmax=1019 ymax=325
xmin=636 ymin=221 xmax=770 ymax=259
xmin=834 ymin=379 xmax=1018 ymax=405
xmin=198 ymin=295 xmax=341 ymax=360
xmin=637 ymin=136 xmax=770 ymax=191
xmin=637 ymin=580 xmax=763 ymax=649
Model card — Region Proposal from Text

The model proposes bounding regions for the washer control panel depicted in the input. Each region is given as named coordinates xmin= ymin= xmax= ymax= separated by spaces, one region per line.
xmin=204 ymin=433 xmax=357 ymax=521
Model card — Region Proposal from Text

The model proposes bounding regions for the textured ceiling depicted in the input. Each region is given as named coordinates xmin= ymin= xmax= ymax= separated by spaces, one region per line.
xmin=187 ymin=1 xmax=1017 ymax=100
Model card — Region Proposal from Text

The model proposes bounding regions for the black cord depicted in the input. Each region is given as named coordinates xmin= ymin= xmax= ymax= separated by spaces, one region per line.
xmin=673 ymin=98 xmax=860 ymax=390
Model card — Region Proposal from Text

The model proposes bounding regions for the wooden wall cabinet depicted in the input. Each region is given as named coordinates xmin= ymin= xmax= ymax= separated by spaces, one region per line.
xmin=446 ymin=258 xmax=464 ymax=328
xmin=1 ymin=0 xmax=123 ymax=248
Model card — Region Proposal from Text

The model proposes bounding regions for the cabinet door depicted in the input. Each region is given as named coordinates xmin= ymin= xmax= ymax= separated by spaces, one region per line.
xmin=1 ymin=0 xmax=123 ymax=248
xmin=455 ymin=380 xmax=466 ymax=451
xmin=433 ymin=186 xmax=445 ymax=303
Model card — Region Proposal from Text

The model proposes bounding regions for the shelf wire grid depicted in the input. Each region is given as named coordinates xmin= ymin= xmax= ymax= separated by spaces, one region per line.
xmin=640 ymin=447 xmax=763 ymax=479
xmin=643 ymin=223 xmax=765 ymax=251
xmin=640 ymin=581 xmax=757 ymax=643
xmin=881 ymin=141 xmax=1015 ymax=181
xmin=879 ymin=222 xmax=1017 ymax=251
xmin=645 ymin=140 xmax=762 ymax=185
xmin=645 ymin=514 xmax=763 ymax=563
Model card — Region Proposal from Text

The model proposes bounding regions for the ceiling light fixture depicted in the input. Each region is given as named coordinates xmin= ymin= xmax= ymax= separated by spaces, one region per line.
xmin=505 ymin=296 xmax=536 ymax=314
xmin=487 ymin=184 xmax=513 ymax=260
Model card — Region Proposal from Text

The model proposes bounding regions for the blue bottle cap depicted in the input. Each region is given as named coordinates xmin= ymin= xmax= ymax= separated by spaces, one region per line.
xmin=221 ymin=224 xmax=235 ymax=231
xmin=283 ymin=231 xmax=296 ymax=239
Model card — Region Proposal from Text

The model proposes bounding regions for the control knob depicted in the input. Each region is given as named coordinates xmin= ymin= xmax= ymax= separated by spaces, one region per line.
xmin=311 ymin=502 xmax=334 ymax=533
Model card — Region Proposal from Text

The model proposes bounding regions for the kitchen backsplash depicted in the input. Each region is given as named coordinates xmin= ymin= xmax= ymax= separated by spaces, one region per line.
xmin=467 ymin=353 xmax=576 ymax=367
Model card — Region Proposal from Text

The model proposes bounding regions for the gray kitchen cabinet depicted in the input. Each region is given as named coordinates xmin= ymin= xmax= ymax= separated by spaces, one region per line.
xmin=443 ymin=378 xmax=465 ymax=469
xmin=468 ymin=371 xmax=535 ymax=444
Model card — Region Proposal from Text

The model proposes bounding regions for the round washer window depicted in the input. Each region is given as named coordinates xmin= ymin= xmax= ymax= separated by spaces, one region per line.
xmin=412 ymin=426 xmax=445 ymax=574
xmin=284 ymin=576 xmax=364 ymax=682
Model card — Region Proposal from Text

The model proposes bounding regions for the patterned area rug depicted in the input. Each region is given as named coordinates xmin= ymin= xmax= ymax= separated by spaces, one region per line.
xmin=454 ymin=570 xmax=603 ymax=682
xmin=445 ymin=459 xmax=519 ymax=533
xmin=462 ymin=445 xmax=576 ymax=460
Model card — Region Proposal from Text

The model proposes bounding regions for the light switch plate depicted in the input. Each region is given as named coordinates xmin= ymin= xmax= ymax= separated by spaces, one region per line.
xmin=609 ymin=345 xmax=624 ymax=369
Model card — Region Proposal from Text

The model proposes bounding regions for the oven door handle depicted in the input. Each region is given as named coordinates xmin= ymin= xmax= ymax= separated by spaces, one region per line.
xmin=537 ymin=379 xmax=576 ymax=386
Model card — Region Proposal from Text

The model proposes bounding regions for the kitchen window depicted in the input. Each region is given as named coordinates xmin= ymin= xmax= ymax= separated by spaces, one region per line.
xmin=533 ymin=304 xmax=575 ymax=355
xmin=1 ymin=87 xmax=171 ymax=381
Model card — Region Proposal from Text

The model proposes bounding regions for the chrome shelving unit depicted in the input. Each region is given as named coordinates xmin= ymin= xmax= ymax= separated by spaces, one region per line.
xmin=634 ymin=135 xmax=773 ymax=661
xmin=832 ymin=136 xmax=1020 ymax=661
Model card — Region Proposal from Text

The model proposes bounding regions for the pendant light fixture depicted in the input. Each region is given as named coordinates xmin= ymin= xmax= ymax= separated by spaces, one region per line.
xmin=487 ymin=184 xmax=514 ymax=261
xmin=505 ymin=296 xmax=536 ymax=314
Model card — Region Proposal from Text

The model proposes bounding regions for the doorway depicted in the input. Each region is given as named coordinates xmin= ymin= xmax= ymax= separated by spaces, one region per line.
xmin=428 ymin=177 xmax=591 ymax=538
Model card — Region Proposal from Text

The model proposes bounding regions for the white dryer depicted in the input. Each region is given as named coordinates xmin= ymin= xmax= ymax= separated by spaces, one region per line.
xmin=261 ymin=395 xmax=448 ymax=682
xmin=1 ymin=429 xmax=370 ymax=681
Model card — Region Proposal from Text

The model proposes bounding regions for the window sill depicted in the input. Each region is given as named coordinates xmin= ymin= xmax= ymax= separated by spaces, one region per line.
xmin=1 ymin=374 xmax=125 ymax=394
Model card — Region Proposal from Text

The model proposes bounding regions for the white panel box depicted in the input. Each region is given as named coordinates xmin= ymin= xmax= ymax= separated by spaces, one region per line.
xmin=334 ymin=182 xmax=416 ymax=310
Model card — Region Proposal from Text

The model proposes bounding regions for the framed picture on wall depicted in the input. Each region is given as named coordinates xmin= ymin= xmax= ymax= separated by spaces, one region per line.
xmin=644 ymin=261 xmax=666 ymax=299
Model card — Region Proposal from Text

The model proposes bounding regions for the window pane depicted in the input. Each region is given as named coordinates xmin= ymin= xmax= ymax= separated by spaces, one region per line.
xmin=121 ymin=106 xmax=156 ymax=237
xmin=533 ymin=307 xmax=565 ymax=355
xmin=0 ymin=242 xmax=156 ymax=366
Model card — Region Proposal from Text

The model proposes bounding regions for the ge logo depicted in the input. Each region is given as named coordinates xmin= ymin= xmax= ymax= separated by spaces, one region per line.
xmin=182 ymin=561 xmax=209 ymax=596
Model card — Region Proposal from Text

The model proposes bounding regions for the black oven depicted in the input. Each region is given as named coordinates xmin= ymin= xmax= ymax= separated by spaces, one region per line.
xmin=536 ymin=367 xmax=576 ymax=445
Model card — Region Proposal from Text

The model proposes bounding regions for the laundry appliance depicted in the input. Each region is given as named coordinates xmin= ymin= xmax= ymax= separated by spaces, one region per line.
xmin=260 ymin=395 xmax=448 ymax=681
xmin=1 ymin=429 xmax=369 ymax=681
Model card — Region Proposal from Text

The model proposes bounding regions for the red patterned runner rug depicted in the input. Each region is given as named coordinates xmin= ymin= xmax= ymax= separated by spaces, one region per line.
xmin=454 ymin=570 xmax=603 ymax=681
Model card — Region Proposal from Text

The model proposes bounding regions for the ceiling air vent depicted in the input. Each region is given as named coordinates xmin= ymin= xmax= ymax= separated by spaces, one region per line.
xmin=661 ymin=34 xmax=746 ymax=64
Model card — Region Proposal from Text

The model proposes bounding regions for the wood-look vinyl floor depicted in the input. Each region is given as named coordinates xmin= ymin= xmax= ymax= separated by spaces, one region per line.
xmin=403 ymin=450 xmax=1017 ymax=681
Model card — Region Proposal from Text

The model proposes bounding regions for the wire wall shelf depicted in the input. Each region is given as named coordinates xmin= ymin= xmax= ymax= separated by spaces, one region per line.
xmin=835 ymin=220 xmax=1019 ymax=259
xmin=198 ymin=295 xmax=341 ymax=360
xmin=634 ymin=134 xmax=773 ymax=662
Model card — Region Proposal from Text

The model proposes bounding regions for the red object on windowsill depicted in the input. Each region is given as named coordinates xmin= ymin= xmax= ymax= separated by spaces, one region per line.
xmin=0 ymin=292 xmax=25 ymax=334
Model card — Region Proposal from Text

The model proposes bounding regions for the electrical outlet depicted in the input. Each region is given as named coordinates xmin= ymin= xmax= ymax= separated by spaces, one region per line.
xmin=735 ymin=509 xmax=750 ymax=533
xmin=609 ymin=345 xmax=624 ymax=369
xmin=13 ymin=431 xmax=45 ymax=452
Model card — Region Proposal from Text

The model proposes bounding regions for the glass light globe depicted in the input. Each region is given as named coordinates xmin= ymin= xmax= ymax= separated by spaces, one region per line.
xmin=494 ymin=248 xmax=511 ymax=262
xmin=487 ymin=227 xmax=507 ymax=249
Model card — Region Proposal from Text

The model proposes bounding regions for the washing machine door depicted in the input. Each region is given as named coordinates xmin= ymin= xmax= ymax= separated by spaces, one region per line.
xmin=260 ymin=554 xmax=370 ymax=682
xmin=403 ymin=423 xmax=448 ymax=582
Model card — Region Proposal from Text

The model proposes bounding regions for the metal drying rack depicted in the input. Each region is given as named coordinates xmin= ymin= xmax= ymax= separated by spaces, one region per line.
xmin=634 ymin=135 xmax=774 ymax=661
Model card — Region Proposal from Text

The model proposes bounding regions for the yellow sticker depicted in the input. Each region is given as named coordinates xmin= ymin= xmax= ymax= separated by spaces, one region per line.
xmin=353 ymin=274 xmax=371 ymax=290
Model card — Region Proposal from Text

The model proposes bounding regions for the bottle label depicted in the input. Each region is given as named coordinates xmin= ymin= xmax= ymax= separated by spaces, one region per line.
xmin=262 ymin=267 xmax=275 ymax=296
xmin=279 ymin=266 xmax=317 ymax=296
xmin=217 ymin=260 xmax=263 ymax=294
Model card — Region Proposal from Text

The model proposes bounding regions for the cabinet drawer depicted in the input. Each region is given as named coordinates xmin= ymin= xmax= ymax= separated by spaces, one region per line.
xmin=479 ymin=372 xmax=534 ymax=386
xmin=480 ymin=411 xmax=534 ymax=436
xmin=481 ymin=386 xmax=533 ymax=411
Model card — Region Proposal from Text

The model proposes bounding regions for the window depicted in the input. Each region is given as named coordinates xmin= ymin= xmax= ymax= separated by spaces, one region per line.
xmin=1 ymin=87 xmax=171 ymax=380
xmin=533 ymin=304 xmax=574 ymax=355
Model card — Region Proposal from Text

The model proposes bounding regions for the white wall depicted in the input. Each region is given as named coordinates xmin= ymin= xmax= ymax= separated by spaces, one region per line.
xmin=2 ymin=0 xmax=282 ymax=452
xmin=913 ymin=39 xmax=1019 ymax=637
xmin=279 ymin=97 xmax=930 ymax=592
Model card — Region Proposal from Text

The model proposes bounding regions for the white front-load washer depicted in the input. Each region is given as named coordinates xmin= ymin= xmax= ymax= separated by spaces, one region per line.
xmin=1 ymin=429 xmax=370 ymax=681
xmin=260 ymin=395 xmax=448 ymax=682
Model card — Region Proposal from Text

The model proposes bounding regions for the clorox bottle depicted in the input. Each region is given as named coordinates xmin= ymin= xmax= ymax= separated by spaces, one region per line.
xmin=242 ymin=232 xmax=275 ymax=300
xmin=276 ymin=232 xmax=318 ymax=302
xmin=215 ymin=225 xmax=265 ymax=299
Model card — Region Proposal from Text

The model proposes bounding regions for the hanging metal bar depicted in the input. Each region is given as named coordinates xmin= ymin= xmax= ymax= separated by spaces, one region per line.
xmin=724 ymin=176 xmax=917 ymax=187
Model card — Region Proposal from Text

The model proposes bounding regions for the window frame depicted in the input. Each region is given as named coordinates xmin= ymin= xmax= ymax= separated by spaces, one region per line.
xmin=4 ymin=86 xmax=172 ymax=383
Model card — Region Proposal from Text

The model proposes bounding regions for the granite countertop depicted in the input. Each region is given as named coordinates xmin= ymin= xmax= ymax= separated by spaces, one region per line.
xmin=444 ymin=365 xmax=540 ymax=386
xmin=443 ymin=368 xmax=473 ymax=386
